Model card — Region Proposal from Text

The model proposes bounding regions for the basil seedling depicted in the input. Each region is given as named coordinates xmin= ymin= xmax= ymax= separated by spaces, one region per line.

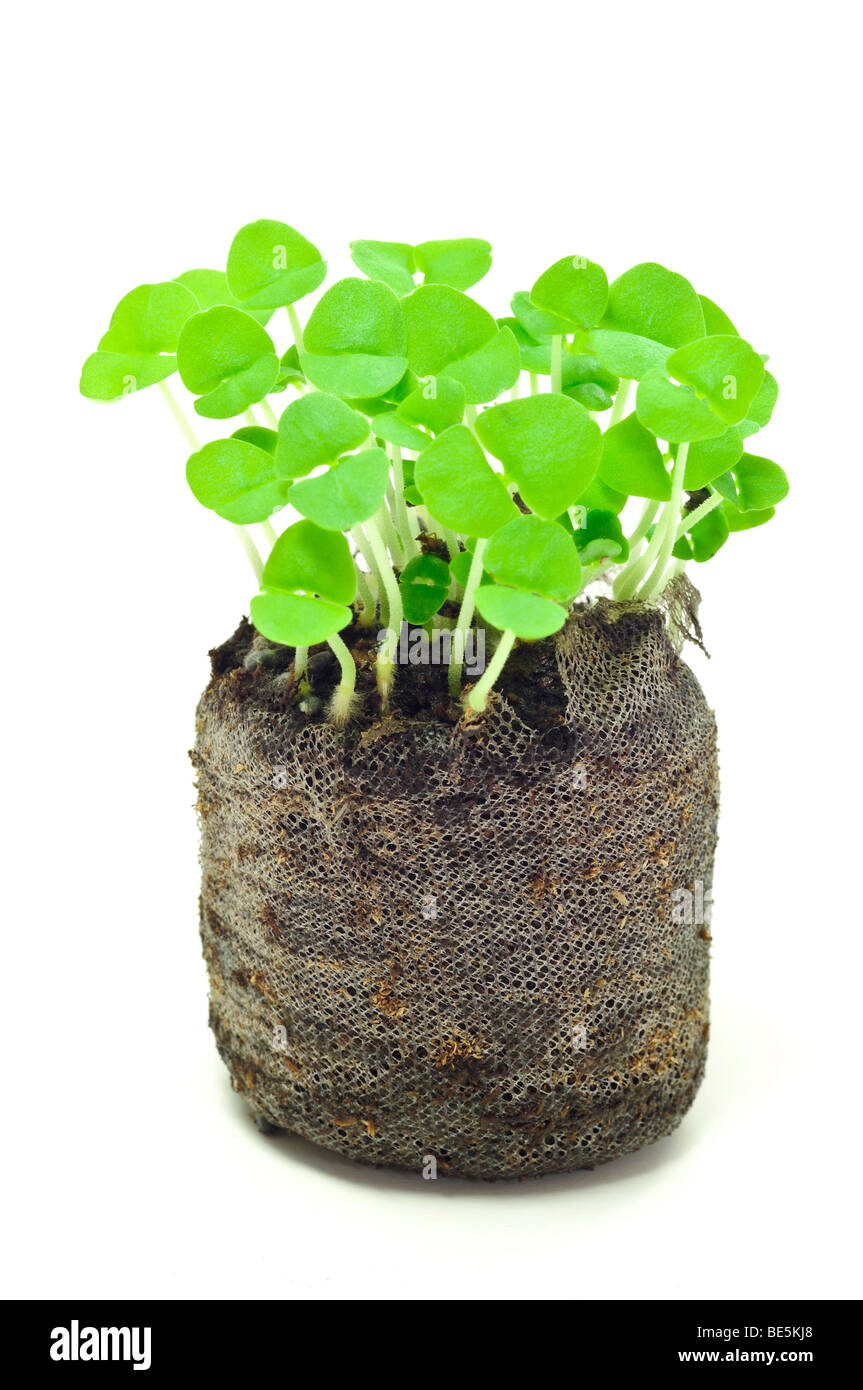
xmin=81 ymin=224 xmax=787 ymax=717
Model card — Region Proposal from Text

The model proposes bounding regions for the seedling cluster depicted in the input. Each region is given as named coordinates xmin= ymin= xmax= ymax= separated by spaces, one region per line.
xmin=81 ymin=222 xmax=787 ymax=721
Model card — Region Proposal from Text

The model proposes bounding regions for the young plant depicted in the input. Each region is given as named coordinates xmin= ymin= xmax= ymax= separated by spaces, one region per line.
xmin=81 ymin=225 xmax=787 ymax=717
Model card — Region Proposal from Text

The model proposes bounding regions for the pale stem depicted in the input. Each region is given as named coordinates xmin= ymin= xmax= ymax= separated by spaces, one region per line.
xmin=628 ymin=497 xmax=660 ymax=549
xmin=327 ymin=631 xmax=356 ymax=693
xmin=364 ymin=515 xmax=402 ymax=704
xmin=286 ymin=303 xmax=304 ymax=355
xmin=467 ymin=629 xmax=517 ymax=712
xmin=389 ymin=445 xmax=418 ymax=557
xmin=244 ymin=408 xmax=258 ymax=427
xmin=675 ymin=489 xmax=723 ymax=540
xmin=378 ymin=496 xmax=405 ymax=566
xmin=354 ymin=562 xmax=376 ymax=624
xmin=294 ymin=646 xmax=308 ymax=680
xmin=260 ymin=400 xmax=279 ymax=429
xmin=551 ymin=334 xmax=562 ymax=393
xmin=448 ymin=538 xmax=488 ymax=698
xmin=607 ymin=377 xmax=632 ymax=427
xmin=261 ymin=519 xmax=278 ymax=548
xmin=529 ymin=372 xmax=539 ymax=396
xmin=638 ymin=443 xmax=690 ymax=601
xmin=158 ymin=381 xmax=262 ymax=582
xmin=158 ymin=380 xmax=201 ymax=449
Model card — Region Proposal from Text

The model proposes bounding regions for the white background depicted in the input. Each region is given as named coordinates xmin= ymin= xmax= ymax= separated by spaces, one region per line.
xmin=2 ymin=0 xmax=861 ymax=1301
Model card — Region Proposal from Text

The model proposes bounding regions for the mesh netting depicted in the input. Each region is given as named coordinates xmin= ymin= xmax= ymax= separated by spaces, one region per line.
xmin=192 ymin=592 xmax=719 ymax=1180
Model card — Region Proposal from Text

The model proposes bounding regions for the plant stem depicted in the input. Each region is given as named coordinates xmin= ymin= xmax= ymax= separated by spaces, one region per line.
xmin=378 ymin=497 xmax=405 ymax=566
xmin=364 ymin=515 xmax=402 ymax=706
xmin=607 ymin=377 xmax=632 ymax=427
xmin=158 ymin=381 xmax=263 ymax=582
xmin=286 ymin=303 xmax=304 ymax=355
xmin=467 ymin=629 xmax=516 ymax=712
xmin=158 ymin=380 xmax=200 ymax=449
xmin=529 ymin=372 xmax=539 ymax=396
xmin=354 ymin=561 xmax=376 ymax=624
xmin=551 ymin=334 xmax=562 ymax=393
xmin=351 ymin=523 xmax=385 ymax=621
xmin=628 ymin=497 xmax=660 ymax=549
xmin=675 ymin=488 xmax=723 ymax=540
xmin=448 ymin=538 xmax=487 ymax=697
xmin=244 ymin=408 xmax=258 ymax=427
xmin=294 ymin=646 xmax=308 ymax=679
xmin=233 ymin=526 xmax=264 ymax=583
xmin=326 ymin=631 xmax=357 ymax=725
xmin=638 ymin=443 xmax=689 ymax=601
xmin=389 ymin=445 xmax=418 ymax=558
xmin=260 ymin=400 xmax=279 ymax=429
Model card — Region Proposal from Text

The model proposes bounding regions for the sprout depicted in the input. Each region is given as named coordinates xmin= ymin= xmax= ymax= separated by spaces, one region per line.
xmin=80 ymin=223 xmax=787 ymax=722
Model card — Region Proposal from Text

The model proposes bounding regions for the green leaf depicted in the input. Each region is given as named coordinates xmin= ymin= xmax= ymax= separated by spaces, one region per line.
xmin=177 ymin=306 xmax=279 ymax=419
xmin=566 ymin=382 xmax=614 ymax=411
xmin=396 ymin=374 xmax=466 ymax=433
xmin=186 ymin=438 xmax=290 ymax=523
xmin=666 ymin=335 xmax=764 ymax=426
xmin=81 ymin=279 xmax=201 ymax=400
xmin=474 ymin=585 xmax=567 ymax=640
xmin=636 ymin=370 xmax=727 ymax=443
xmin=497 ymin=316 xmax=551 ymax=373
xmin=250 ymin=591 xmax=351 ymax=646
xmin=275 ymin=392 xmax=369 ymax=478
xmin=683 ymin=427 xmax=744 ymax=488
xmin=262 ymin=519 xmax=356 ymax=604
xmin=226 ymin=219 xmax=326 ymax=309
xmin=444 ymin=325 xmax=520 ymax=403
xmin=511 ymin=290 xmax=572 ymax=341
xmin=349 ymin=239 xmax=417 ymax=296
xmin=371 ymin=411 xmax=429 ymax=451
xmin=449 ymin=547 xmax=476 ymax=586
xmin=484 ymin=514 xmax=582 ymax=600
xmin=415 ymin=238 xmax=492 ymax=291
xmin=562 ymin=354 xmax=619 ymax=393
xmin=403 ymin=284 xmax=497 ymax=378
xmin=399 ymin=553 xmax=451 ymax=622
xmin=711 ymin=470 xmax=739 ymax=505
xmin=722 ymin=500 xmax=776 ymax=532
xmin=174 ymin=269 xmax=274 ymax=325
xmin=599 ymin=413 xmax=670 ymax=499
xmin=301 ymin=277 xmax=407 ymax=397
xmin=699 ymin=294 xmax=738 ymax=336
xmin=413 ymin=425 xmax=517 ymax=537
xmin=231 ymin=425 xmax=277 ymax=454
xmin=576 ymin=476 xmax=627 ymax=515
xmin=583 ymin=328 xmax=671 ymax=379
xmin=603 ymin=262 xmax=706 ymax=347
xmin=288 ymin=447 xmax=389 ymax=530
xmin=732 ymin=453 xmax=789 ymax=511
xmin=739 ymin=370 xmax=778 ymax=437
xmin=98 ymin=280 xmax=199 ymax=355
xmin=574 ymin=509 xmax=629 ymax=564
xmin=530 ymin=255 xmax=609 ymax=329
xmin=475 ymin=395 xmax=602 ymax=519
xmin=79 ymin=351 xmax=178 ymax=400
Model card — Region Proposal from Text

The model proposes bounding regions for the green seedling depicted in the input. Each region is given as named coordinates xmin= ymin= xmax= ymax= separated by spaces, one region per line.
xmin=81 ymin=226 xmax=787 ymax=718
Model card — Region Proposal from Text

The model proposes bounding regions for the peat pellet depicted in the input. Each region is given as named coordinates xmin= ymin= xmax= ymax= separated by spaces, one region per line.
xmin=193 ymin=597 xmax=719 ymax=1180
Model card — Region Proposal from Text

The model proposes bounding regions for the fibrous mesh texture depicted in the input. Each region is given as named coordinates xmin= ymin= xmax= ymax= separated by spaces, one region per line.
xmin=193 ymin=596 xmax=719 ymax=1180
